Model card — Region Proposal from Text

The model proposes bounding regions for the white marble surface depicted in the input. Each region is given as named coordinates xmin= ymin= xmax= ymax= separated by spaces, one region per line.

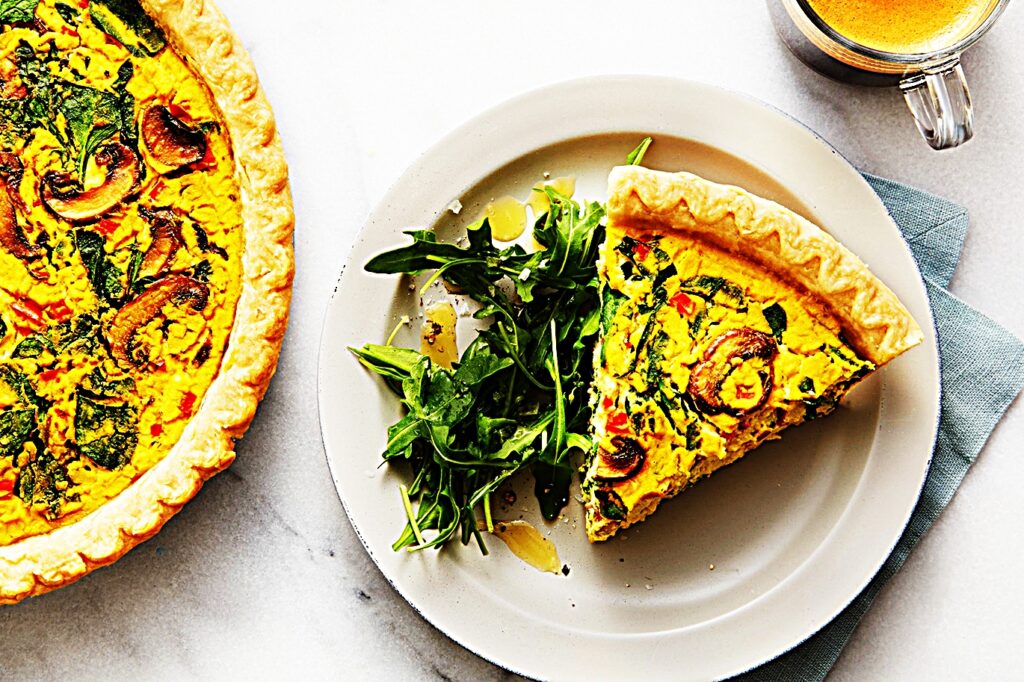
xmin=3 ymin=1 xmax=1022 ymax=679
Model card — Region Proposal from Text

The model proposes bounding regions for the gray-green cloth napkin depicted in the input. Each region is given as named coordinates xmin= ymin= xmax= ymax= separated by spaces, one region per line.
xmin=739 ymin=174 xmax=1024 ymax=681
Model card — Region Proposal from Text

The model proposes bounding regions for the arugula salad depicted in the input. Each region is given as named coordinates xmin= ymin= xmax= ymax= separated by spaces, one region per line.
xmin=351 ymin=139 xmax=651 ymax=553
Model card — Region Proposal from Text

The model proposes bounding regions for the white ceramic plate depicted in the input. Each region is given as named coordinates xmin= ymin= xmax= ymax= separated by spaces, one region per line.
xmin=318 ymin=76 xmax=939 ymax=681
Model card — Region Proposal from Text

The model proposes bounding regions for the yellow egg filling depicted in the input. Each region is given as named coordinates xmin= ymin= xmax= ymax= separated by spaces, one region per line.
xmin=0 ymin=1 xmax=243 ymax=544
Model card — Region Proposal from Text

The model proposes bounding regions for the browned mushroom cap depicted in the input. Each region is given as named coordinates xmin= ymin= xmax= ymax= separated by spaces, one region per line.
xmin=593 ymin=436 xmax=646 ymax=483
xmin=0 ymin=152 xmax=39 ymax=261
xmin=141 ymin=105 xmax=207 ymax=171
xmin=137 ymin=207 xmax=184 ymax=279
xmin=42 ymin=142 xmax=141 ymax=222
xmin=687 ymin=328 xmax=778 ymax=418
xmin=107 ymin=274 xmax=209 ymax=367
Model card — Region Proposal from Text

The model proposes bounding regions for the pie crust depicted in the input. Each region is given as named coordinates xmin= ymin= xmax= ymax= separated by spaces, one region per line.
xmin=607 ymin=166 xmax=923 ymax=365
xmin=0 ymin=0 xmax=294 ymax=603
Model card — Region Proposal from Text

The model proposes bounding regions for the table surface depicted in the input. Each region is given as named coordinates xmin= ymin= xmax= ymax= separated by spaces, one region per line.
xmin=3 ymin=1 xmax=1022 ymax=679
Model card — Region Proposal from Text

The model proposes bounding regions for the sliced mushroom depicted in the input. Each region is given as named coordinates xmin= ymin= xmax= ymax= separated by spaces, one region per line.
xmin=107 ymin=274 xmax=209 ymax=367
xmin=42 ymin=142 xmax=141 ymax=222
xmin=141 ymin=105 xmax=207 ymax=171
xmin=594 ymin=436 xmax=646 ymax=483
xmin=688 ymin=328 xmax=777 ymax=418
xmin=0 ymin=152 xmax=39 ymax=261
xmin=137 ymin=207 xmax=184 ymax=278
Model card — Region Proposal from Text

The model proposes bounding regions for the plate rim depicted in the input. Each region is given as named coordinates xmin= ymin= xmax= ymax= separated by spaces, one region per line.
xmin=317 ymin=74 xmax=940 ymax=681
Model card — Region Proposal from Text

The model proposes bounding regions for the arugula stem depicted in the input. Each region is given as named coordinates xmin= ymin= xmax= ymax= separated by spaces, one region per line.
xmin=384 ymin=316 xmax=408 ymax=347
xmin=483 ymin=492 xmax=494 ymax=533
xmin=547 ymin=319 xmax=566 ymax=459
xmin=496 ymin=324 xmax=552 ymax=391
xmin=399 ymin=484 xmax=426 ymax=547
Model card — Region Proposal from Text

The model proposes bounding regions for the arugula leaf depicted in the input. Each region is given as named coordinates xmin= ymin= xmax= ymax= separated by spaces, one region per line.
xmin=0 ymin=0 xmax=39 ymax=23
xmin=357 ymin=139 xmax=649 ymax=552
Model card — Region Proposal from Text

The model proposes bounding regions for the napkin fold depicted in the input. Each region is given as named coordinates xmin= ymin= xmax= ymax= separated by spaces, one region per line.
xmin=740 ymin=174 xmax=1024 ymax=681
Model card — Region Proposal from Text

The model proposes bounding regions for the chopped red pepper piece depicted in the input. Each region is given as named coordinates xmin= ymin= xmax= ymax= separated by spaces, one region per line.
xmin=167 ymin=103 xmax=190 ymax=121
xmin=39 ymin=368 xmax=61 ymax=382
xmin=96 ymin=218 xmax=118 ymax=235
xmin=179 ymin=391 xmax=197 ymax=416
xmin=148 ymin=179 xmax=166 ymax=200
xmin=632 ymin=241 xmax=651 ymax=260
xmin=670 ymin=292 xmax=695 ymax=317
xmin=150 ymin=423 xmax=164 ymax=437
xmin=190 ymin=144 xmax=217 ymax=171
xmin=0 ymin=478 xmax=15 ymax=497
xmin=601 ymin=397 xmax=613 ymax=410
xmin=735 ymin=386 xmax=756 ymax=400
xmin=49 ymin=300 xmax=73 ymax=322
xmin=606 ymin=411 xmax=631 ymax=435
xmin=11 ymin=300 xmax=44 ymax=328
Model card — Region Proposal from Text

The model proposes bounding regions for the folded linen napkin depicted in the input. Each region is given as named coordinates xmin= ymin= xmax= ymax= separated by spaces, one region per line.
xmin=740 ymin=174 xmax=1024 ymax=680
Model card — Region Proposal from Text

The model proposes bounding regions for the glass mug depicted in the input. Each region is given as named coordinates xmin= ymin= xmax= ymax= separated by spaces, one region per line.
xmin=768 ymin=0 xmax=1010 ymax=150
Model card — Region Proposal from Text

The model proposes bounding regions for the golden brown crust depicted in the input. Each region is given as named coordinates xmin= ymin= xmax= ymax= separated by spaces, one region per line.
xmin=607 ymin=166 xmax=923 ymax=365
xmin=0 ymin=0 xmax=294 ymax=603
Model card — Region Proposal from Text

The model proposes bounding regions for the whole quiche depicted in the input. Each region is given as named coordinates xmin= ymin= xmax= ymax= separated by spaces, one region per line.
xmin=0 ymin=0 xmax=293 ymax=602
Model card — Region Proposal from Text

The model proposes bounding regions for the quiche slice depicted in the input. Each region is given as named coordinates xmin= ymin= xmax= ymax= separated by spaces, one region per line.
xmin=0 ymin=0 xmax=293 ymax=601
xmin=583 ymin=166 xmax=922 ymax=542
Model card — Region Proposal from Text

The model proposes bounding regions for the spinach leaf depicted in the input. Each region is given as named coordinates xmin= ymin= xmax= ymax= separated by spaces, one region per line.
xmin=189 ymin=259 xmax=213 ymax=283
xmin=74 ymin=391 xmax=138 ymax=469
xmin=0 ymin=409 xmax=34 ymax=457
xmin=12 ymin=335 xmax=51 ymax=359
xmin=0 ymin=0 xmax=39 ymax=23
xmin=762 ymin=302 xmax=787 ymax=344
xmin=89 ymin=0 xmax=166 ymax=56
xmin=53 ymin=313 xmax=100 ymax=352
xmin=60 ymin=78 xmax=136 ymax=179
xmin=192 ymin=224 xmax=228 ymax=259
xmin=82 ymin=367 xmax=135 ymax=398
xmin=0 ymin=366 xmax=49 ymax=414
xmin=75 ymin=229 xmax=125 ymax=305
xmin=16 ymin=450 xmax=71 ymax=518
xmin=54 ymin=2 xmax=77 ymax=23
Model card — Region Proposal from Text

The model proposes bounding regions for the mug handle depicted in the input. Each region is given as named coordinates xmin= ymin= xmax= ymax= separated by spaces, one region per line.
xmin=900 ymin=58 xmax=973 ymax=150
